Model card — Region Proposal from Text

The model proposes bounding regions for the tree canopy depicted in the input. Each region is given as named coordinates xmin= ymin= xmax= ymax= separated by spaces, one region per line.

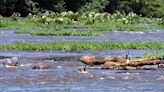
xmin=0 ymin=0 xmax=164 ymax=17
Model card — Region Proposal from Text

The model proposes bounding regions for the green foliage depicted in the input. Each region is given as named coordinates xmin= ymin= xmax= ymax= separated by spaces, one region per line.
xmin=116 ymin=0 xmax=164 ymax=18
xmin=64 ymin=0 xmax=87 ymax=12
xmin=0 ymin=0 xmax=164 ymax=17
xmin=0 ymin=0 xmax=38 ymax=16
xmin=34 ymin=0 xmax=66 ymax=12
xmin=79 ymin=0 xmax=109 ymax=12
xmin=0 ymin=12 xmax=164 ymax=33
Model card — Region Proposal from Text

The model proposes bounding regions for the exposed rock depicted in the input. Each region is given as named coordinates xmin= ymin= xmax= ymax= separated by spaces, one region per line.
xmin=138 ymin=65 xmax=158 ymax=70
xmin=32 ymin=63 xmax=50 ymax=69
xmin=158 ymin=64 xmax=164 ymax=68
xmin=127 ymin=58 xmax=160 ymax=66
xmin=77 ymin=66 xmax=88 ymax=74
xmin=80 ymin=56 xmax=106 ymax=65
xmin=80 ymin=56 xmax=163 ymax=70
xmin=112 ymin=57 xmax=126 ymax=63
xmin=101 ymin=61 xmax=120 ymax=69
xmin=123 ymin=66 xmax=137 ymax=70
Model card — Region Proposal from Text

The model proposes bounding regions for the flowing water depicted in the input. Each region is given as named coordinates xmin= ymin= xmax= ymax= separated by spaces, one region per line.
xmin=0 ymin=29 xmax=164 ymax=92
xmin=0 ymin=29 xmax=164 ymax=44
xmin=0 ymin=50 xmax=164 ymax=92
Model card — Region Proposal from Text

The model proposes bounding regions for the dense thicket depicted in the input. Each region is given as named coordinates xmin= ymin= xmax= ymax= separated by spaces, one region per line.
xmin=0 ymin=0 xmax=164 ymax=17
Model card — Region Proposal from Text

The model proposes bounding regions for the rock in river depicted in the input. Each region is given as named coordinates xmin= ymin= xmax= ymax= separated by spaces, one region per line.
xmin=32 ymin=63 xmax=50 ymax=69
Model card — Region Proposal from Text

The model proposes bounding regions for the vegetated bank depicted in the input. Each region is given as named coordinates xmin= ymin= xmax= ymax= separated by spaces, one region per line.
xmin=0 ymin=11 xmax=164 ymax=36
xmin=1 ymin=42 xmax=164 ymax=51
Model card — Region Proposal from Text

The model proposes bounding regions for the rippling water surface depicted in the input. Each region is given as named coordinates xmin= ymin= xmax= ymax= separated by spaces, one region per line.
xmin=0 ymin=29 xmax=164 ymax=91
xmin=0 ymin=29 xmax=164 ymax=44
xmin=0 ymin=50 xmax=163 ymax=92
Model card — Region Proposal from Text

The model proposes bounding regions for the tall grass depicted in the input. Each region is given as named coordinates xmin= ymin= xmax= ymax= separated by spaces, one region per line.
xmin=0 ymin=42 xmax=164 ymax=51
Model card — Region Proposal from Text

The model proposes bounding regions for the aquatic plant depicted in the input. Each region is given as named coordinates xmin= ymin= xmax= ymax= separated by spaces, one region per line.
xmin=144 ymin=52 xmax=164 ymax=60
xmin=0 ymin=42 xmax=164 ymax=51
xmin=16 ymin=30 xmax=103 ymax=36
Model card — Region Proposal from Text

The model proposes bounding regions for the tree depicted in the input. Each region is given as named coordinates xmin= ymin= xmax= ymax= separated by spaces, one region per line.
xmin=79 ymin=0 xmax=109 ymax=12
xmin=115 ymin=0 xmax=164 ymax=17
xmin=33 ymin=0 xmax=66 ymax=12
xmin=0 ymin=0 xmax=38 ymax=16
xmin=64 ymin=0 xmax=87 ymax=12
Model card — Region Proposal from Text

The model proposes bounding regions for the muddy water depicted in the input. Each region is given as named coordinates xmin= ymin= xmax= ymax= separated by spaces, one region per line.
xmin=0 ymin=50 xmax=164 ymax=92
xmin=0 ymin=29 xmax=164 ymax=44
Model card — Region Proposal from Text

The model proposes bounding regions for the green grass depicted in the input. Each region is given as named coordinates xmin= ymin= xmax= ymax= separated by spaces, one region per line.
xmin=16 ymin=30 xmax=103 ymax=36
xmin=1 ymin=42 xmax=164 ymax=51
xmin=144 ymin=52 xmax=164 ymax=59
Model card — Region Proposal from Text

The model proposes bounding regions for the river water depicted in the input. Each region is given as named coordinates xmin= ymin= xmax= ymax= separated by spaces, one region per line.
xmin=0 ymin=29 xmax=164 ymax=44
xmin=0 ymin=29 xmax=164 ymax=92
xmin=0 ymin=50 xmax=163 ymax=92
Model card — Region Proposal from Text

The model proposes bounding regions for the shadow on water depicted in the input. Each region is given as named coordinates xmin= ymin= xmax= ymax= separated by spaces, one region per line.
xmin=0 ymin=50 xmax=164 ymax=91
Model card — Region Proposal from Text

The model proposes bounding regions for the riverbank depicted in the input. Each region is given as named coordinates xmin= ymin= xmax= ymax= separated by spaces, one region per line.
xmin=1 ymin=12 xmax=164 ymax=36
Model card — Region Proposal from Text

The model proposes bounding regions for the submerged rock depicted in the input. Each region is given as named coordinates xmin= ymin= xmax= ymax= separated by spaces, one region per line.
xmin=32 ymin=63 xmax=50 ymax=69
xmin=1 ymin=57 xmax=20 ymax=68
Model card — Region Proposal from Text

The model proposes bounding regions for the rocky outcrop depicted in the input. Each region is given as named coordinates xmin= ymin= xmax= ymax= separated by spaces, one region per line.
xmin=80 ymin=55 xmax=163 ymax=70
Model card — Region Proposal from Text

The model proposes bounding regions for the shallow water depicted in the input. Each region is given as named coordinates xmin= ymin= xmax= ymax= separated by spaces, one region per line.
xmin=0 ymin=29 xmax=164 ymax=44
xmin=0 ymin=50 xmax=164 ymax=91
xmin=0 ymin=50 xmax=163 ymax=60
xmin=0 ymin=28 xmax=164 ymax=91
xmin=0 ymin=58 xmax=164 ymax=92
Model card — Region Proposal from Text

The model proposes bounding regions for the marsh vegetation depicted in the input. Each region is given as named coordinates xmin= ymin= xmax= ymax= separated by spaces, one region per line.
xmin=1 ymin=42 xmax=164 ymax=51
